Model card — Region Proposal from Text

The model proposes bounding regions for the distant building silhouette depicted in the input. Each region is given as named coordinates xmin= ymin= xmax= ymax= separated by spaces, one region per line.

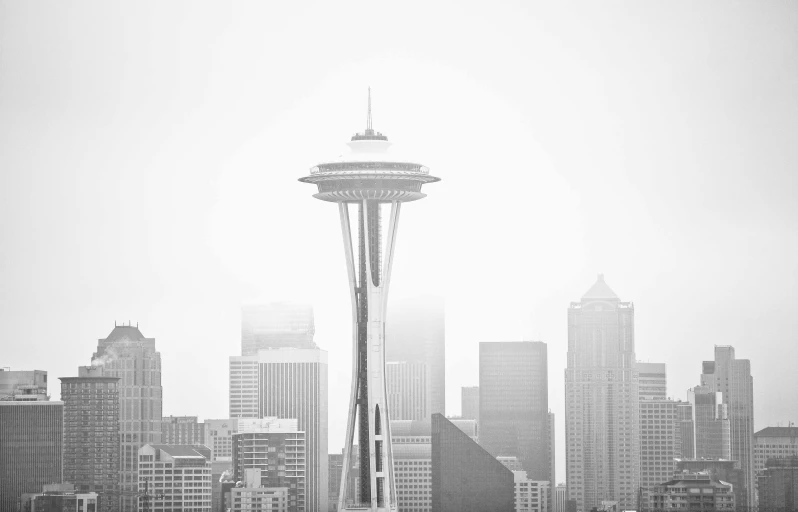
xmin=460 ymin=386 xmax=479 ymax=426
xmin=386 ymin=361 xmax=427 ymax=420
xmin=565 ymin=275 xmax=640 ymax=512
xmin=635 ymin=362 xmax=666 ymax=401
xmin=689 ymin=386 xmax=731 ymax=460
xmin=431 ymin=413 xmax=514 ymax=512
xmin=241 ymin=303 xmax=316 ymax=355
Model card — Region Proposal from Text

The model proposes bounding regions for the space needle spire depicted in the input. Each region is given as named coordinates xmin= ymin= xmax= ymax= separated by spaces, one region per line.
xmin=299 ymin=92 xmax=440 ymax=512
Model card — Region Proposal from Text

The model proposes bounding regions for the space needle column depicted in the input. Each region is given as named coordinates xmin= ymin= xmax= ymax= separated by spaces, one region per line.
xmin=300 ymin=91 xmax=439 ymax=512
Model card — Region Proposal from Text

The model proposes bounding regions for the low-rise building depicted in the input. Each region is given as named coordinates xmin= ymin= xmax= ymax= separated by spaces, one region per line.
xmin=757 ymin=456 xmax=798 ymax=511
xmin=230 ymin=468 xmax=289 ymax=512
xmin=512 ymin=471 xmax=549 ymax=512
xmin=20 ymin=483 xmax=98 ymax=512
xmin=138 ymin=444 xmax=212 ymax=511
xmin=650 ymin=473 xmax=735 ymax=511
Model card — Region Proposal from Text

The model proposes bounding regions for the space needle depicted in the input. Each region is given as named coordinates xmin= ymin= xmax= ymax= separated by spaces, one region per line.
xmin=299 ymin=90 xmax=439 ymax=511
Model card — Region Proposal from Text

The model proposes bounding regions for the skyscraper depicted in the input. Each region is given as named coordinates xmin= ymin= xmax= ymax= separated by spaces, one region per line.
xmin=60 ymin=366 xmax=120 ymax=512
xmin=638 ymin=399 xmax=689 ymax=506
xmin=91 ymin=324 xmax=163 ymax=512
xmin=299 ymin=92 xmax=440 ymax=512
xmin=385 ymin=361 xmax=427 ymax=421
xmin=688 ymin=386 xmax=731 ymax=460
xmin=564 ymin=275 xmax=639 ymax=512
xmin=229 ymin=348 xmax=328 ymax=512
xmin=699 ymin=346 xmax=755 ymax=510
xmin=241 ymin=303 xmax=316 ymax=355
xmin=0 ymin=397 xmax=63 ymax=512
xmin=480 ymin=341 xmax=549 ymax=482
xmin=431 ymin=413 xmax=514 ymax=512
xmin=386 ymin=296 xmax=446 ymax=418
xmin=460 ymin=386 xmax=479 ymax=425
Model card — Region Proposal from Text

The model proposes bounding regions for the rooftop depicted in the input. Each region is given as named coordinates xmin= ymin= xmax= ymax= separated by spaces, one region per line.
xmin=755 ymin=426 xmax=798 ymax=438
xmin=582 ymin=274 xmax=619 ymax=300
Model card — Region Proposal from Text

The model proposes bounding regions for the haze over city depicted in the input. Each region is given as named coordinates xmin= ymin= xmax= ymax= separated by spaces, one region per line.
xmin=1 ymin=0 xmax=797 ymax=498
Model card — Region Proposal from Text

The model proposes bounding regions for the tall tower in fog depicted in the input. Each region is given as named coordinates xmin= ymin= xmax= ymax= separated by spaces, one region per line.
xmin=565 ymin=275 xmax=639 ymax=512
xmin=92 ymin=324 xmax=162 ymax=512
xmin=241 ymin=303 xmax=316 ymax=355
xmin=299 ymin=91 xmax=440 ymax=512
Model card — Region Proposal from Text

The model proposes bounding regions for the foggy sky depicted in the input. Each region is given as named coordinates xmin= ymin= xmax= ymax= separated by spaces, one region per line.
xmin=1 ymin=1 xmax=797 ymax=483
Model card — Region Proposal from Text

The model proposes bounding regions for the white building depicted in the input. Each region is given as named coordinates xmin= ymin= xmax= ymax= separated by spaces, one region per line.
xmin=513 ymin=471 xmax=549 ymax=512
xmin=554 ymin=484 xmax=567 ymax=512
xmin=386 ymin=361 xmax=428 ymax=420
xmin=138 ymin=444 xmax=212 ymax=512
xmin=204 ymin=418 xmax=238 ymax=461
xmin=231 ymin=468 xmax=290 ymax=512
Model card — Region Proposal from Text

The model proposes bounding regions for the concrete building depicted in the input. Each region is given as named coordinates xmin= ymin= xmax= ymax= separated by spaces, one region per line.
xmin=162 ymin=415 xmax=206 ymax=445
xmin=513 ymin=472 xmax=549 ymax=512
xmin=480 ymin=341 xmax=549 ymax=483
xmin=460 ymin=386 xmax=479 ymax=425
xmin=232 ymin=418 xmax=305 ymax=512
xmin=554 ymin=484 xmax=567 ymax=512
xmin=19 ymin=484 xmax=98 ymax=512
xmin=205 ymin=418 xmax=238 ymax=461
xmin=650 ymin=473 xmax=735 ymax=511
xmin=754 ymin=426 xmax=798 ymax=481
xmin=0 ymin=368 xmax=48 ymax=401
xmin=0 ymin=398 xmax=63 ymax=512
xmin=673 ymin=459 xmax=745 ymax=508
xmin=386 ymin=296 xmax=446 ymax=420
xmin=689 ymin=386 xmax=731 ymax=460
xmin=385 ymin=361 xmax=427 ymax=421
xmin=699 ymin=346 xmax=755 ymax=510
xmin=241 ymin=303 xmax=316 ymax=355
xmin=635 ymin=362 xmax=666 ymax=401
xmin=639 ymin=398 xmax=691 ymax=506
xmin=230 ymin=469 xmax=290 ymax=512
xmin=229 ymin=349 xmax=327 ymax=511
xmin=60 ymin=366 xmax=120 ymax=512
xmin=757 ymin=456 xmax=798 ymax=511
xmin=676 ymin=402 xmax=696 ymax=460
xmin=564 ymin=275 xmax=639 ymax=512
xmin=431 ymin=413 xmax=514 ymax=512
xmin=92 ymin=324 xmax=163 ymax=512
xmin=138 ymin=444 xmax=212 ymax=511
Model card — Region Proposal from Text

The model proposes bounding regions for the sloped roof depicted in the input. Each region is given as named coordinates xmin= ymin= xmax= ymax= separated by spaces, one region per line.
xmin=102 ymin=325 xmax=148 ymax=343
xmin=582 ymin=274 xmax=619 ymax=300
xmin=755 ymin=426 xmax=798 ymax=438
xmin=149 ymin=444 xmax=209 ymax=459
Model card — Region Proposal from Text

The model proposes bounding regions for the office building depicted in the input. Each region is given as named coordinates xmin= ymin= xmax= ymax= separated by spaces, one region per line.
xmin=673 ymin=459 xmax=745 ymax=507
xmin=0 ymin=398 xmax=63 ymax=512
xmin=232 ymin=418 xmax=305 ymax=512
xmin=229 ymin=349 xmax=327 ymax=511
xmin=92 ymin=324 xmax=162 ymax=512
xmin=754 ymin=426 xmax=798 ymax=480
xmin=241 ymin=303 xmax=316 ymax=355
xmin=554 ymin=484 xmax=567 ymax=512
xmin=460 ymin=386 xmax=479 ymax=425
xmin=676 ymin=402 xmax=696 ymax=460
xmin=231 ymin=469 xmax=290 ymax=512
xmin=757 ymin=456 xmax=798 ymax=511
xmin=328 ymin=453 xmax=343 ymax=512
xmin=138 ymin=444 xmax=212 ymax=511
xmin=699 ymin=346 xmax=755 ymax=510
xmin=162 ymin=415 xmax=206 ymax=445
xmin=689 ymin=386 xmax=731 ymax=460
xmin=548 ymin=412 xmax=555 ymax=497
xmin=635 ymin=362 xmax=666 ymax=401
xmin=19 ymin=484 xmax=98 ymax=512
xmin=386 ymin=296 xmax=446 ymax=419
xmin=386 ymin=361 xmax=427 ymax=421
xmin=205 ymin=418 xmax=239 ymax=461
xmin=480 ymin=341 xmax=549 ymax=482
xmin=650 ymin=473 xmax=735 ymax=511
xmin=0 ymin=368 xmax=48 ymax=401
xmin=639 ymin=398 xmax=692 ymax=508
xmin=60 ymin=366 xmax=120 ymax=512
xmin=513 ymin=472 xmax=549 ymax=512
xmin=565 ymin=275 xmax=639 ymax=512
xmin=431 ymin=413 xmax=514 ymax=512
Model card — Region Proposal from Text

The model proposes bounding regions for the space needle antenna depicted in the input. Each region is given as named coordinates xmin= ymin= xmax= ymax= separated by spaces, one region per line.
xmin=366 ymin=87 xmax=373 ymax=132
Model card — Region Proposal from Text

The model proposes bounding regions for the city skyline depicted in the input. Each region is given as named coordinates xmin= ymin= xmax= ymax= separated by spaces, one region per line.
xmin=1 ymin=1 xmax=797 ymax=494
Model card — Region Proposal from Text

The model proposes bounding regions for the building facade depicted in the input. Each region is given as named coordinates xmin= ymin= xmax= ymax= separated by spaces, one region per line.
xmin=757 ymin=456 xmax=798 ymax=511
xmin=689 ymin=386 xmax=731 ymax=460
xmin=554 ymin=484 xmax=567 ymax=512
xmin=386 ymin=361 xmax=427 ymax=421
xmin=229 ymin=349 xmax=327 ymax=512
xmin=513 ymin=472 xmax=549 ymax=512
xmin=635 ymin=362 xmax=666 ymax=401
xmin=460 ymin=386 xmax=479 ymax=425
xmin=232 ymin=418 xmax=306 ymax=512
xmin=204 ymin=418 xmax=238 ymax=462
xmin=753 ymin=426 xmax=798 ymax=482
xmin=386 ymin=296 xmax=446 ymax=418
xmin=431 ymin=413 xmax=514 ymax=512
xmin=480 ymin=341 xmax=549 ymax=482
xmin=60 ymin=366 xmax=120 ymax=512
xmin=241 ymin=303 xmax=316 ymax=355
xmin=19 ymin=484 xmax=98 ymax=512
xmin=673 ymin=460 xmax=745 ymax=508
xmin=0 ymin=368 xmax=48 ymax=401
xmin=565 ymin=275 xmax=639 ymax=512
xmin=92 ymin=324 xmax=163 ymax=512
xmin=138 ymin=444 xmax=212 ymax=511
xmin=650 ymin=474 xmax=735 ymax=511
xmin=0 ymin=399 xmax=63 ymax=512
xmin=162 ymin=415 xmax=206 ymax=445
xmin=699 ymin=346 xmax=754 ymax=509
xmin=230 ymin=469 xmax=290 ymax=512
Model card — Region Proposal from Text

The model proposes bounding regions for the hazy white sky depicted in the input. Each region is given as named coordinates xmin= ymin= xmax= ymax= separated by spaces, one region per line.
xmin=1 ymin=1 xmax=796 ymax=483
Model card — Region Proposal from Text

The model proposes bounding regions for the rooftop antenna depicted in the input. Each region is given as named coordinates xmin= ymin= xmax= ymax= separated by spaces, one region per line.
xmin=366 ymin=87 xmax=372 ymax=133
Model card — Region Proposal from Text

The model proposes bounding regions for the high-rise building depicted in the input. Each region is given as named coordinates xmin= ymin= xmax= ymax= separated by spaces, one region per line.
xmin=229 ymin=349 xmax=327 ymax=512
xmin=512 ymin=472 xmax=549 ymax=512
xmin=689 ymin=386 xmax=731 ymax=460
xmin=480 ymin=341 xmax=549 ymax=483
xmin=299 ymin=94 xmax=440 ymax=512
xmin=91 ymin=324 xmax=162 ymax=512
xmin=0 ymin=368 xmax=47 ymax=401
xmin=699 ymin=346 xmax=754 ymax=510
xmin=60 ymin=366 xmax=120 ymax=512
xmin=754 ymin=426 xmax=798 ymax=482
xmin=232 ymin=418 xmax=306 ymax=512
xmin=0 ymin=399 xmax=63 ymax=512
xmin=386 ymin=296 xmax=446 ymax=418
xmin=650 ymin=473 xmax=735 ymax=511
xmin=329 ymin=453 xmax=343 ymax=512
xmin=460 ymin=386 xmax=479 ymax=425
xmin=161 ymin=415 xmax=206 ymax=445
xmin=639 ymin=399 xmax=689 ymax=507
xmin=548 ymin=412 xmax=555 ymax=495
xmin=385 ymin=361 xmax=427 ymax=421
xmin=554 ymin=484 xmax=567 ymax=512
xmin=138 ymin=444 xmax=212 ymax=511
xmin=431 ymin=413 xmax=514 ymax=512
xmin=564 ymin=275 xmax=639 ymax=512
xmin=757 ymin=456 xmax=798 ymax=511
xmin=241 ymin=303 xmax=316 ymax=355
xmin=676 ymin=402 xmax=695 ymax=460
xmin=205 ymin=418 xmax=239 ymax=462
xmin=390 ymin=418 xmax=477 ymax=512
xmin=634 ymin=362 xmax=666 ymax=401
